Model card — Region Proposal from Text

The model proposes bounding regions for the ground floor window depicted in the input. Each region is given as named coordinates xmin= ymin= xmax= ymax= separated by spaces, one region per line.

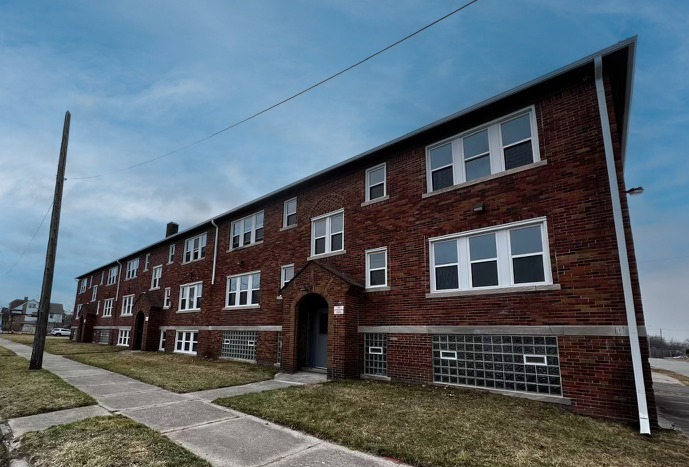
xmin=221 ymin=330 xmax=257 ymax=361
xmin=276 ymin=331 xmax=282 ymax=365
xmin=99 ymin=330 xmax=110 ymax=345
xmin=432 ymin=335 xmax=561 ymax=396
xmin=159 ymin=331 xmax=166 ymax=351
xmin=175 ymin=331 xmax=198 ymax=355
xmin=117 ymin=330 xmax=130 ymax=347
xmin=364 ymin=333 xmax=388 ymax=376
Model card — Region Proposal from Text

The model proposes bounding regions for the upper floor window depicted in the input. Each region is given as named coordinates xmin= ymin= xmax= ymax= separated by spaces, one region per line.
xmin=429 ymin=219 xmax=551 ymax=293
xmin=144 ymin=253 xmax=150 ymax=271
xmin=226 ymin=272 xmax=260 ymax=308
xmin=366 ymin=247 xmax=388 ymax=289
xmin=184 ymin=233 xmax=207 ymax=263
xmin=89 ymin=276 xmax=93 ymax=288
xmin=179 ymin=282 xmax=202 ymax=311
xmin=100 ymin=271 xmax=104 ymax=285
xmin=283 ymin=198 xmax=297 ymax=228
xmin=168 ymin=244 xmax=175 ymax=263
xmin=103 ymin=299 xmax=113 ymax=317
xmin=311 ymin=209 xmax=344 ymax=257
xmin=76 ymin=304 xmax=82 ymax=318
xmin=151 ymin=265 xmax=162 ymax=290
xmin=121 ymin=294 xmax=134 ymax=316
xmin=232 ymin=212 xmax=264 ymax=249
xmin=91 ymin=285 xmax=98 ymax=302
xmin=79 ymin=279 xmax=87 ymax=293
xmin=126 ymin=258 xmax=139 ymax=280
xmin=281 ymin=264 xmax=294 ymax=288
xmin=107 ymin=266 xmax=118 ymax=285
xmin=163 ymin=288 xmax=171 ymax=309
xmin=365 ymin=163 xmax=386 ymax=202
xmin=426 ymin=108 xmax=539 ymax=192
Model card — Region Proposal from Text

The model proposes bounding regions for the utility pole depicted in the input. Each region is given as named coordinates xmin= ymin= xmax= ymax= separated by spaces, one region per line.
xmin=30 ymin=111 xmax=70 ymax=370
xmin=659 ymin=328 xmax=664 ymax=358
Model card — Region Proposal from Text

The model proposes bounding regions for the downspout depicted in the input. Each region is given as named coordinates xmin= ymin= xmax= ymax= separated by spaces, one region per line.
xmin=115 ymin=260 xmax=122 ymax=302
xmin=211 ymin=219 xmax=219 ymax=285
xmin=594 ymin=55 xmax=650 ymax=434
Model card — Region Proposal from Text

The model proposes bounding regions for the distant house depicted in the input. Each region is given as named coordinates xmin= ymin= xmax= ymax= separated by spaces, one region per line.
xmin=3 ymin=297 xmax=67 ymax=332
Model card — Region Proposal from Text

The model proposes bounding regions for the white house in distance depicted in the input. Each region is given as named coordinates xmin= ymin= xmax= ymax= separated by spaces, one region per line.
xmin=2 ymin=298 xmax=66 ymax=333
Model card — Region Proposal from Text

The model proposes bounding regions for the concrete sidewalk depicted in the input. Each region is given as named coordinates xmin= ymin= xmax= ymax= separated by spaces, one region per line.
xmin=0 ymin=338 xmax=405 ymax=467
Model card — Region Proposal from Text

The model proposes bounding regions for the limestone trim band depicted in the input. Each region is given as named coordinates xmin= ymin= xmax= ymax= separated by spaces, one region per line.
xmin=358 ymin=325 xmax=647 ymax=337
xmin=158 ymin=325 xmax=282 ymax=332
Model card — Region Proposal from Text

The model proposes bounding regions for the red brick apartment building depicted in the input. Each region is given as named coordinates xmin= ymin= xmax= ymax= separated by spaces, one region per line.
xmin=71 ymin=38 xmax=656 ymax=431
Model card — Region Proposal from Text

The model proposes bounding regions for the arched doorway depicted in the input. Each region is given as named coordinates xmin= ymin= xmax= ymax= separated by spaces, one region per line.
xmin=297 ymin=294 xmax=329 ymax=370
xmin=133 ymin=311 xmax=145 ymax=350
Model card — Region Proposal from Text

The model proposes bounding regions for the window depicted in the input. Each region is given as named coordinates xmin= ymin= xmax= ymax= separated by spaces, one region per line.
xmin=107 ymin=266 xmax=118 ymax=285
xmin=144 ymin=253 xmax=150 ymax=271
xmin=99 ymin=330 xmax=110 ymax=345
xmin=79 ymin=279 xmax=87 ymax=293
xmin=179 ymin=282 xmax=202 ymax=311
xmin=283 ymin=198 xmax=297 ymax=227
xmin=76 ymin=304 xmax=82 ymax=318
xmin=103 ymin=299 xmax=113 ymax=317
xmin=121 ymin=294 xmax=134 ymax=316
xmin=280 ymin=264 xmax=294 ymax=288
xmin=151 ymin=265 xmax=162 ymax=290
xmin=159 ymin=331 xmax=166 ymax=351
xmin=100 ymin=271 xmax=104 ymax=285
xmin=365 ymin=163 xmax=386 ymax=201
xmin=168 ymin=244 xmax=175 ymax=263
xmin=91 ymin=285 xmax=98 ymax=302
xmin=184 ymin=233 xmax=207 ymax=263
xmin=364 ymin=333 xmax=388 ymax=376
xmin=231 ymin=212 xmax=264 ymax=249
xmin=426 ymin=108 xmax=539 ymax=192
xmin=89 ymin=276 xmax=92 ymax=288
xmin=221 ymin=331 xmax=257 ymax=361
xmin=311 ymin=210 xmax=344 ymax=256
xmin=96 ymin=300 xmax=100 ymax=315
xmin=117 ymin=330 xmax=130 ymax=347
xmin=175 ymin=331 xmax=198 ymax=355
xmin=429 ymin=219 xmax=551 ymax=293
xmin=163 ymin=288 xmax=171 ymax=309
xmin=366 ymin=248 xmax=388 ymax=288
xmin=226 ymin=272 xmax=260 ymax=308
xmin=126 ymin=258 xmax=139 ymax=280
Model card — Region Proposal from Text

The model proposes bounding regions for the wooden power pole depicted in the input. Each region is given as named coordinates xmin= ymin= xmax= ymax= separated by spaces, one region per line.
xmin=30 ymin=111 xmax=70 ymax=370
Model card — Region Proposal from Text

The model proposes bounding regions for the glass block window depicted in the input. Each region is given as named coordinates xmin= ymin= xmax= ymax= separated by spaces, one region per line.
xmin=221 ymin=331 xmax=258 ymax=361
xmin=432 ymin=335 xmax=561 ymax=396
xmin=99 ymin=330 xmax=110 ymax=345
xmin=364 ymin=333 xmax=388 ymax=377
xmin=276 ymin=332 xmax=282 ymax=365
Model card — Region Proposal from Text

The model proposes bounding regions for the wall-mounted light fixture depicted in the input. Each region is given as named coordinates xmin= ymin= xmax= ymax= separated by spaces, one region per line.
xmin=626 ymin=186 xmax=644 ymax=196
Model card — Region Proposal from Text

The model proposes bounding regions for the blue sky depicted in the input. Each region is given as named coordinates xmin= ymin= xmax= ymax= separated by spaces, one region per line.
xmin=0 ymin=0 xmax=687 ymax=340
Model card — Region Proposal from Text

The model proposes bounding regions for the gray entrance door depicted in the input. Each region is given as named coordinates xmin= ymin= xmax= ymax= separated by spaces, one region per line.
xmin=307 ymin=307 xmax=328 ymax=369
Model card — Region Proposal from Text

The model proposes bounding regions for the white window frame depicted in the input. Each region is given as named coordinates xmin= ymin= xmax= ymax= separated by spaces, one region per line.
xmin=310 ymin=209 xmax=344 ymax=257
xmin=283 ymin=198 xmax=297 ymax=228
xmin=103 ymin=299 xmax=113 ymax=317
xmin=428 ymin=218 xmax=552 ymax=293
xmin=179 ymin=282 xmax=202 ymax=312
xmin=89 ymin=275 xmax=92 ymax=288
xmin=226 ymin=271 xmax=261 ymax=308
xmin=231 ymin=211 xmax=264 ymax=249
xmin=76 ymin=304 xmax=82 ymax=318
xmin=365 ymin=247 xmax=388 ymax=289
xmin=96 ymin=300 xmax=100 ymax=315
xmin=126 ymin=258 xmax=139 ymax=280
xmin=100 ymin=271 xmax=104 ymax=285
xmin=117 ymin=329 xmax=130 ymax=347
xmin=163 ymin=287 xmax=171 ymax=309
xmin=168 ymin=244 xmax=175 ymax=264
xmin=121 ymin=294 xmax=135 ymax=316
xmin=151 ymin=265 xmax=162 ymax=290
xmin=365 ymin=163 xmax=387 ymax=202
xmin=79 ymin=279 xmax=87 ymax=294
xmin=425 ymin=107 xmax=540 ymax=192
xmin=91 ymin=285 xmax=98 ymax=302
xmin=174 ymin=331 xmax=198 ymax=355
xmin=280 ymin=264 xmax=294 ymax=289
xmin=183 ymin=233 xmax=207 ymax=263
xmin=107 ymin=266 xmax=118 ymax=285
xmin=144 ymin=253 xmax=150 ymax=271
xmin=159 ymin=331 xmax=166 ymax=351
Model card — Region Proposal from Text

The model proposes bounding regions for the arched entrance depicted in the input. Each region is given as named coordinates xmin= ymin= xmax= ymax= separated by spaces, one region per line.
xmin=133 ymin=311 xmax=145 ymax=350
xmin=297 ymin=294 xmax=329 ymax=370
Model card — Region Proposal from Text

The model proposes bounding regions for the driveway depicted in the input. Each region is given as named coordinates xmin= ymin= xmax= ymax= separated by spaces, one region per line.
xmin=650 ymin=359 xmax=689 ymax=436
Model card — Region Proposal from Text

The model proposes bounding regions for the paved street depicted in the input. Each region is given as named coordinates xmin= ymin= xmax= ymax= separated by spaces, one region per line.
xmin=650 ymin=358 xmax=689 ymax=378
xmin=650 ymin=359 xmax=689 ymax=436
xmin=0 ymin=338 xmax=405 ymax=467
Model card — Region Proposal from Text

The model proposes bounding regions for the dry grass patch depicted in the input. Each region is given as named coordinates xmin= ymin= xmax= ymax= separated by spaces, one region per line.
xmin=68 ymin=352 xmax=276 ymax=393
xmin=0 ymin=352 xmax=94 ymax=421
xmin=216 ymin=380 xmax=689 ymax=467
xmin=0 ymin=346 xmax=15 ymax=357
xmin=19 ymin=416 xmax=210 ymax=467
xmin=3 ymin=335 xmax=124 ymax=355
xmin=654 ymin=368 xmax=689 ymax=386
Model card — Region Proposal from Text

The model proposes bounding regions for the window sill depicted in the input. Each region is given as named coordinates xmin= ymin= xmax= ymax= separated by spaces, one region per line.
xmin=116 ymin=344 xmax=129 ymax=347
xmin=182 ymin=257 xmax=206 ymax=265
xmin=101 ymin=316 xmax=112 ymax=319
xmin=280 ymin=224 xmax=297 ymax=232
xmin=121 ymin=314 xmax=133 ymax=317
xmin=167 ymin=261 xmax=174 ymax=265
xmin=361 ymin=195 xmax=389 ymax=207
xmin=124 ymin=277 xmax=137 ymax=281
xmin=223 ymin=305 xmax=260 ymax=311
xmin=150 ymin=287 xmax=160 ymax=291
xmin=176 ymin=309 xmax=200 ymax=314
xmin=228 ymin=240 xmax=264 ymax=253
xmin=307 ymin=249 xmax=346 ymax=261
xmin=432 ymin=382 xmax=571 ymax=405
xmin=422 ymin=160 xmax=547 ymax=199
xmin=426 ymin=283 xmax=560 ymax=298
xmin=365 ymin=286 xmax=390 ymax=293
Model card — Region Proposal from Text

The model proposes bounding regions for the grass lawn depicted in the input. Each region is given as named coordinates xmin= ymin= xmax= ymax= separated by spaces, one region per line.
xmin=2 ymin=335 xmax=125 ymax=355
xmin=18 ymin=416 xmax=210 ymax=467
xmin=67 ymin=352 xmax=276 ymax=393
xmin=654 ymin=368 xmax=689 ymax=386
xmin=0 ymin=351 xmax=94 ymax=421
xmin=216 ymin=380 xmax=689 ymax=467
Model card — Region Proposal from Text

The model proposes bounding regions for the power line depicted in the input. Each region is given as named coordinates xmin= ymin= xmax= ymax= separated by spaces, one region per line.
xmin=68 ymin=0 xmax=480 ymax=180
xmin=4 ymin=202 xmax=53 ymax=276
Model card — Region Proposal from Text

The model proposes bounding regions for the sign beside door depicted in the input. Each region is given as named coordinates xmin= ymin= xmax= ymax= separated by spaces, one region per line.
xmin=334 ymin=305 xmax=344 ymax=315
